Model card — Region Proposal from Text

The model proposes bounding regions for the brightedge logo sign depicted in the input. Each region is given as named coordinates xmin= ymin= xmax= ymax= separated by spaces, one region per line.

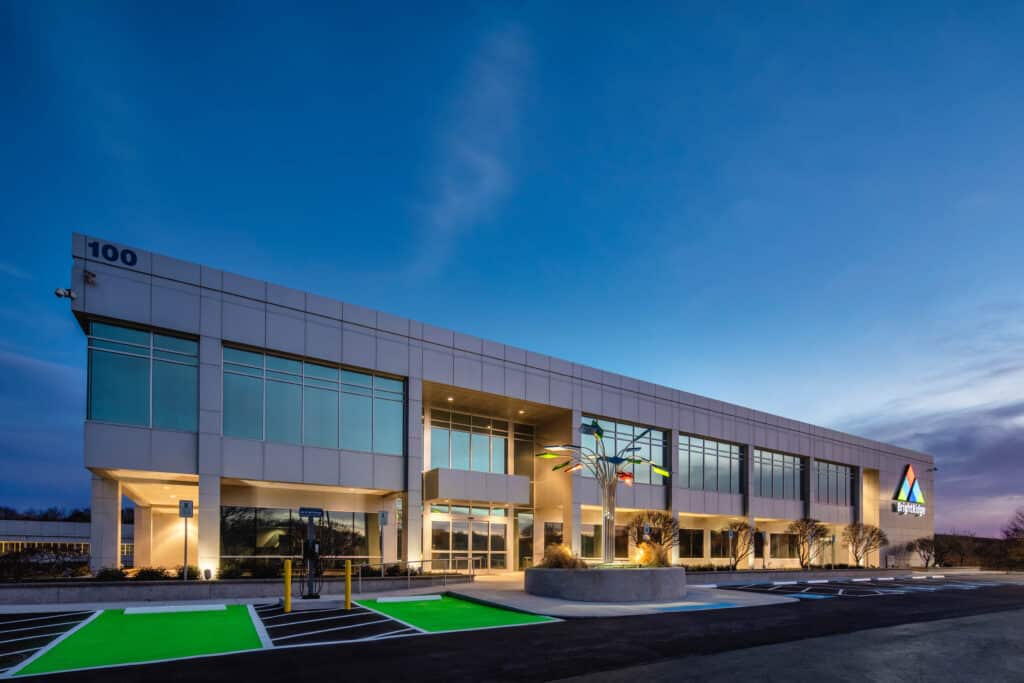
xmin=893 ymin=464 xmax=927 ymax=516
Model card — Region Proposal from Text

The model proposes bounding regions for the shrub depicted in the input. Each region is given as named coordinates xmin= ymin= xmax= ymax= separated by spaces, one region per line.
xmin=217 ymin=563 xmax=245 ymax=579
xmin=635 ymin=542 xmax=670 ymax=567
xmin=94 ymin=567 xmax=127 ymax=581
xmin=175 ymin=565 xmax=200 ymax=580
xmin=0 ymin=549 xmax=90 ymax=581
xmin=133 ymin=567 xmax=169 ymax=581
xmin=537 ymin=544 xmax=588 ymax=569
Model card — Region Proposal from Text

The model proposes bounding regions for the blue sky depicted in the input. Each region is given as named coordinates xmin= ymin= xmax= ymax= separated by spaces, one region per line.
xmin=2 ymin=2 xmax=1022 ymax=535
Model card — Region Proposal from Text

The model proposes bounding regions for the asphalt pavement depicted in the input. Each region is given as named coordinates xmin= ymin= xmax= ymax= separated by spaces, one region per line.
xmin=43 ymin=579 xmax=1024 ymax=682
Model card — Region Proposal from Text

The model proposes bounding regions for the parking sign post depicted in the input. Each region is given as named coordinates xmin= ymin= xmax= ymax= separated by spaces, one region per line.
xmin=179 ymin=500 xmax=194 ymax=581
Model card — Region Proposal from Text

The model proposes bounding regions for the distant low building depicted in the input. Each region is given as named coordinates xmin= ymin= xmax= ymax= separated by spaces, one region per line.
xmin=0 ymin=520 xmax=134 ymax=567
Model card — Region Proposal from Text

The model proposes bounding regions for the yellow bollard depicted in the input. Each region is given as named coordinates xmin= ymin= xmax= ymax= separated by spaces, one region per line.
xmin=345 ymin=560 xmax=352 ymax=610
xmin=284 ymin=559 xmax=292 ymax=613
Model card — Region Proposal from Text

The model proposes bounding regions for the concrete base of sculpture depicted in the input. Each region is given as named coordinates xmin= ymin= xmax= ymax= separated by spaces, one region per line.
xmin=524 ymin=567 xmax=687 ymax=602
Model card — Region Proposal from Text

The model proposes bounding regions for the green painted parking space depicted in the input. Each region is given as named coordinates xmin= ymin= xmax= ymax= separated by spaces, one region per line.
xmin=15 ymin=605 xmax=262 ymax=677
xmin=357 ymin=595 xmax=557 ymax=633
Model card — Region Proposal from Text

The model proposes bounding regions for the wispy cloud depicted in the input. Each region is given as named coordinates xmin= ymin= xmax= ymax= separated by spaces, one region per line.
xmin=411 ymin=24 xmax=531 ymax=275
xmin=0 ymin=262 xmax=30 ymax=280
xmin=834 ymin=299 xmax=1024 ymax=536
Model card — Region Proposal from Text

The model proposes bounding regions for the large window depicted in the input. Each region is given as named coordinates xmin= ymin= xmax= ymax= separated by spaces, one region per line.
xmin=709 ymin=530 xmax=731 ymax=558
xmin=220 ymin=506 xmax=370 ymax=558
xmin=678 ymin=528 xmax=705 ymax=558
xmin=678 ymin=435 xmax=743 ymax=493
xmin=88 ymin=321 xmax=198 ymax=431
xmin=222 ymin=347 xmax=405 ymax=454
xmin=430 ymin=508 xmax=507 ymax=570
xmin=815 ymin=461 xmax=854 ymax=506
xmin=580 ymin=416 xmax=668 ymax=486
xmin=580 ymin=524 xmax=601 ymax=559
xmin=753 ymin=449 xmax=804 ymax=500
xmin=770 ymin=533 xmax=799 ymax=559
xmin=429 ymin=411 xmax=508 ymax=474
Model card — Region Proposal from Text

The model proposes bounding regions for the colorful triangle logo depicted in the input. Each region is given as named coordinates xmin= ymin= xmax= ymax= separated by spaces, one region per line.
xmin=896 ymin=465 xmax=926 ymax=504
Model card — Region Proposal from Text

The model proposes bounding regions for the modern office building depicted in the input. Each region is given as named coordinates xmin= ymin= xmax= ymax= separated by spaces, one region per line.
xmin=67 ymin=234 xmax=935 ymax=575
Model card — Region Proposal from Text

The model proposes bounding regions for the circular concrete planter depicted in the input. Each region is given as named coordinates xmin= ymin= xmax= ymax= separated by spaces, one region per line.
xmin=524 ymin=567 xmax=687 ymax=602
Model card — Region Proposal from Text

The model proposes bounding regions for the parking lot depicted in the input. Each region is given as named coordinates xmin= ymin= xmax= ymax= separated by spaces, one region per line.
xmin=253 ymin=602 xmax=417 ymax=647
xmin=722 ymin=575 xmax=1006 ymax=600
xmin=0 ymin=610 xmax=94 ymax=676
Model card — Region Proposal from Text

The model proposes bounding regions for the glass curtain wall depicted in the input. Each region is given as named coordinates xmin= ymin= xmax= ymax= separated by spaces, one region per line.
xmin=815 ymin=461 xmax=854 ymax=506
xmin=580 ymin=416 xmax=667 ymax=485
xmin=222 ymin=347 xmax=405 ymax=454
xmin=429 ymin=505 xmax=508 ymax=570
xmin=678 ymin=435 xmax=743 ymax=493
xmin=678 ymin=529 xmax=704 ymax=558
xmin=429 ymin=411 xmax=508 ymax=474
xmin=220 ymin=506 xmax=372 ymax=565
xmin=87 ymin=321 xmax=198 ymax=431
xmin=752 ymin=449 xmax=804 ymax=500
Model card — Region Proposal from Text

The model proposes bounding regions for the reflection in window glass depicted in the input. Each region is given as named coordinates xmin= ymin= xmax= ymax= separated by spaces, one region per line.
xmin=430 ymin=412 xmax=508 ymax=474
xmin=451 ymin=430 xmax=470 ymax=470
xmin=267 ymin=379 xmax=302 ymax=445
xmin=544 ymin=522 xmax=563 ymax=548
xmin=753 ymin=450 xmax=804 ymax=501
xmin=430 ymin=427 xmax=450 ymax=468
xmin=814 ymin=461 xmax=853 ymax=506
xmin=678 ymin=529 xmax=704 ymax=558
xmin=88 ymin=322 xmax=198 ymax=430
xmin=340 ymin=391 xmax=372 ymax=451
xmin=224 ymin=372 xmax=263 ymax=440
xmin=580 ymin=524 xmax=602 ymax=558
xmin=471 ymin=433 xmax=490 ymax=472
xmin=580 ymin=416 xmax=668 ymax=486
xmin=304 ymin=386 xmax=338 ymax=447
xmin=373 ymin=397 xmax=404 ymax=455
xmin=615 ymin=525 xmax=629 ymax=559
xmin=222 ymin=347 xmax=404 ymax=454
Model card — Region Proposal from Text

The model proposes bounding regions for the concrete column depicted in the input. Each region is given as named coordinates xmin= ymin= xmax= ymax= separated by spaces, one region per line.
xmin=854 ymin=466 xmax=865 ymax=524
xmin=89 ymin=475 xmax=122 ymax=572
xmin=805 ymin=456 xmax=817 ymax=518
xmin=197 ymin=474 xmax=221 ymax=577
xmin=667 ymin=429 xmax=680 ymax=565
xmin=382 ymin=497 xmax=399 ymax=563
xmin=567 ymin=503 xmax=582 ymax=556
xmin=745 ymin=444 xmax=756 ymax=568
xmin=134 ymin=506 xmax=153 ymax=568
xmin=405 ymin=378 xmax=424 ymax=564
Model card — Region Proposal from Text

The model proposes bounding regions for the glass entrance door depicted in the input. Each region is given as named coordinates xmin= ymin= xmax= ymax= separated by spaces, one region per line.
xmin=429 ymin=504 xmax=509 ymax=571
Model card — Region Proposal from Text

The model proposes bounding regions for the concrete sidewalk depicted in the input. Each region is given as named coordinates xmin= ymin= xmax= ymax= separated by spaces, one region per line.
xmin=448 ymin=573 xmax=794 ymax=617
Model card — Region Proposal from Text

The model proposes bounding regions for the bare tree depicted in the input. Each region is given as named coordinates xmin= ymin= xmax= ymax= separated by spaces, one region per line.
xmin=842 ymin=523 xmax=889 ymax=567
xmin=787 ymin=518 xmax=829 ymax=569
xmin=906 ymin=537 xmax=936 ymax=568
xmin=725 ymin=520 xmax=754 ymax=570
xmin=1004 ymin=508 xmax=1024 ymax=566
xmin=626 ymin=511 xmax=678 ymax=566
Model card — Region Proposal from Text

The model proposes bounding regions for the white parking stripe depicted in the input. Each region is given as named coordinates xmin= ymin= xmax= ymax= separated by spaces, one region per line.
xmin=261 ymin=608 xmax=360 ymax=622
xmin=772 ymin=581 xmax=798 ymax=585
xmin=247 ymin=604 xmax=273 ymax=650
xmin=0 ymin=620 xmax=87 ymax=636
xmin=272 ymin=618 xmax=393 ymax=641
xmin=0 ymin=630 xmax=77 ymax=646
xmin=0 ymin=612 xmax=91 ymax=627
xmin=5 ymin=610 xmax=100 ymax=677
xmin=265 ymin=612 xmax=376 ymax=629
xmin=876 ymin=577 xmax=894 ymax=581
xmin=851 ymin=578 xmax=871 ymax=582
xmin=806 ymin=579 xmax=828 ymax=584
